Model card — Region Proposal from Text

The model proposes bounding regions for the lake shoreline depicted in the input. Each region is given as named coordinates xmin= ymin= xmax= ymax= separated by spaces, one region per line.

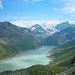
xmin=0 ymin=54 xmax=20 ymax=63
xmin=0 ymin=46 xmax=42 ymax=63
xmin=46 ymin=46 xmax=57 ymax=64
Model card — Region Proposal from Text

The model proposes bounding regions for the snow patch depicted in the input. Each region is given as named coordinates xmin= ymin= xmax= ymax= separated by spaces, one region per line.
xmin=31 ymin=27 xmax=36 ymax=30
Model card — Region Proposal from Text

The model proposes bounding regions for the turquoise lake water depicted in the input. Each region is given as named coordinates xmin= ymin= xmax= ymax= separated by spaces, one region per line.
xmin=0 ymin=46 xmax=55 ymax=72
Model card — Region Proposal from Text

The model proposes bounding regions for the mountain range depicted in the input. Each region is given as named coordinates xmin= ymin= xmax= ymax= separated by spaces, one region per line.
xmin=0 ymin=21 xmax=75 ymax=59
xmin=0 ymin=21 xmax=75 ymax=75
xmin=11 ymin=21 xmax=60 ymax=35
xmin=11 ymin=21 xmax=75 ymax=35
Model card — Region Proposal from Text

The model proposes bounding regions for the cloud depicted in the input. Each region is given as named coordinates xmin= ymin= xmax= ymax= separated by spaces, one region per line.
xmin=0 ymin=0 xmax=3 ymax=9
xmin=23 ymin=0 xmax=75 ymax=15
xmin=52 ymin=0 xmax=75 ymax=18
xmin=55 ymin=0 xmax=75 ymax=14
xmin=53 ymin=8 xmax=58 ymax=11
xmin=71 ymin=15 xmax=75 ymax=18
xmin=60 ymin=0 xmax=75 ymax=14
xmin=0 ymin=16 xmax=36 ymax=21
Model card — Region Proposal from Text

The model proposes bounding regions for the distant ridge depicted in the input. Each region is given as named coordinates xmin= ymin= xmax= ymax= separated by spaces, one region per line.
xmin=43 ymin=27 xmax=75 ymax=45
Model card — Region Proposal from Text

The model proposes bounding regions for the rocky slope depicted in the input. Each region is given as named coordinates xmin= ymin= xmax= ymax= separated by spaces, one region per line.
xmin=57 ymin=64 xmax=75 ymax=75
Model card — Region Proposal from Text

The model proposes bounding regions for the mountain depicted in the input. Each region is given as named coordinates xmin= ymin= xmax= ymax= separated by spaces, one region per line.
xmin=11 ymin=21 xmax=75 ymax=36
xmin=0 ymin=21 xmax=40 ymax=60
xmin=43 ymin=27 xmax=75 ymax=46
xmin=55 ymin=21 xmax=75 ymax=30
xmin=29 ymin=24 xmax=46 ymax=34
xmin=29 ymin=24 xmax=58 ymax=43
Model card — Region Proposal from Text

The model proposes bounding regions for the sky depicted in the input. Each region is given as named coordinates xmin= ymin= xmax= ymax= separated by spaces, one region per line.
xmin=0 ymin=0 xmax=75 ymax=21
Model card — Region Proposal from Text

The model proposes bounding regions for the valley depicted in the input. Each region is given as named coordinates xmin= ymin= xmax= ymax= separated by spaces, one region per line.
xmin=1 ymin=0 xmax=75 ymax=74
xmin=0 ymin=21 xmax=75 ymax=75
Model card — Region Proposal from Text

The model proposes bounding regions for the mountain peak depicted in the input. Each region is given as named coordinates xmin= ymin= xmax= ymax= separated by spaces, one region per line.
xmin=63 ymin=21 xmax=70 ymax=24
xmin=32 ymin=24 xmax=41 ymax=28
xmin=65 ymin=21 xmax=69 ymax=23
xmin=55 ymin=21 xmax=75 ymax=30
xmin=0 ymin=21 xmax=13 ymax=27
xmin=29 ymin=24 xmax=46 ymax=34
xmin=59 ymin=21 xmax=70 ymax=26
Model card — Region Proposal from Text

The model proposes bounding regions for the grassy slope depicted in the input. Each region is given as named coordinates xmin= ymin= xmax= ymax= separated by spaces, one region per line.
xmin=0 ymin=43 xmax=17 ymax=60
xmin=50 ymin=39 xmax=75 ymax=66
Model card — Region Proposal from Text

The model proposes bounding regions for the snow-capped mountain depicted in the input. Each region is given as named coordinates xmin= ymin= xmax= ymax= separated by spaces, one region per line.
xmin=29 ymin=24 xmax=59 ymax=35
xmin=55 ymin=21 xmax=75 ymax=30
xmin=11 ymin=20 xmax=60 ymax=35
xmin=29 ymin=24 xmax=46 ymax=34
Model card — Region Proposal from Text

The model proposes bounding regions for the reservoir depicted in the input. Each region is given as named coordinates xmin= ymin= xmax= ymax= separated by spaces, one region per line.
xmin=0 ymin=46 xmax=55 ymax=72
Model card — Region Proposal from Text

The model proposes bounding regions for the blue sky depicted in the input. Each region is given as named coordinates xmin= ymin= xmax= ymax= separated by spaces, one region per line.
xmin=0 ymin=0 xmax=75 ymax=21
